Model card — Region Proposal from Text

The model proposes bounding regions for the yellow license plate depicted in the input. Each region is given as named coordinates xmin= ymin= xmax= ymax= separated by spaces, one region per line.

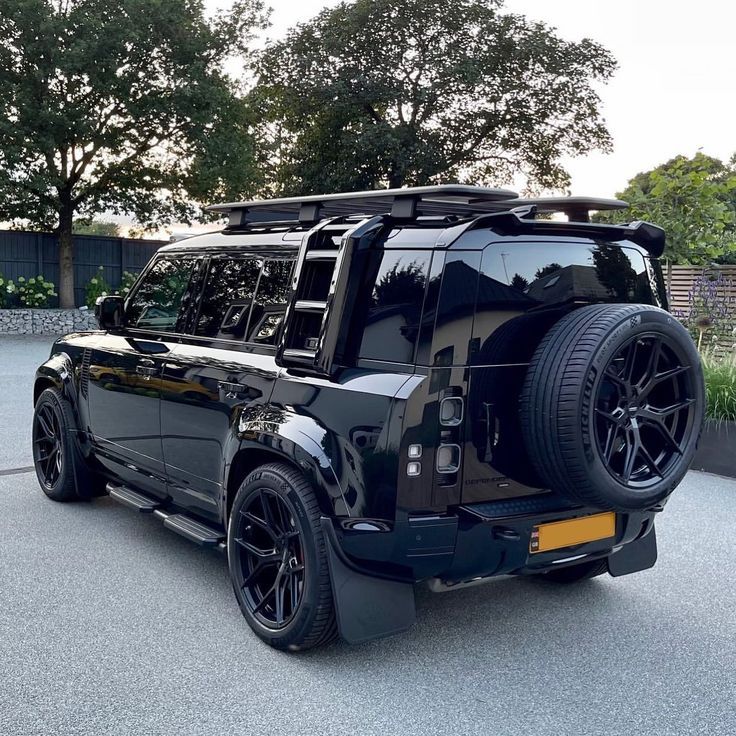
xmin=530 ymin=512 xmax=616 ymax=554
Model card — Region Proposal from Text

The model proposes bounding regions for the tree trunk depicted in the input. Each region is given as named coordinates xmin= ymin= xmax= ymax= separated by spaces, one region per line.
xmin=58 ymin=204 xmax=75 ymax=309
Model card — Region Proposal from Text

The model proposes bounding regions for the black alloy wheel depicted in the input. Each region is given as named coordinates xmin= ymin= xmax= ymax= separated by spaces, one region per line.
xmin=228 ymin=463 xmax=337 ymax=651
xmin=234 ymin=488 xmax=305 ymax=629
xmin=595 ymin=334 xmax=697 ymax=488
xmin=33 ymin=402 xmax=63 ymax=490
xmin=32 ymin=388 xmax=82 ymax=501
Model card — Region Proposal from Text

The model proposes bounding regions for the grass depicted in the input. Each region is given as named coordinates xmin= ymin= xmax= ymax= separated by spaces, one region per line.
xmin=701 ymin=353 xmax=736 ymax=422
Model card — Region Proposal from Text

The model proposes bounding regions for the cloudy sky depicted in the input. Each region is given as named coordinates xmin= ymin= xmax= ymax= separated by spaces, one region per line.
xmin=258 ymin=0 xmax=733 ymax=197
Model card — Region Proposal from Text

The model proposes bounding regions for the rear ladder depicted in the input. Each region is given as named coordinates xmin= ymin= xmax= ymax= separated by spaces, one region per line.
xmin=276 ymin=215 xmax=389 ymax=376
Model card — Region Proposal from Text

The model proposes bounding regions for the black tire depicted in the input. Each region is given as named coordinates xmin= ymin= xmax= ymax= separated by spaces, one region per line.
xmin=520 ymin=304 xmax=705 ymax=510
xmin=227 ymin=463 xmax=338 ymax=651
xmin=32 ymin=388 xmax=80 ymax=502
xmin=539 ymin=558 xmax=609 ymax=584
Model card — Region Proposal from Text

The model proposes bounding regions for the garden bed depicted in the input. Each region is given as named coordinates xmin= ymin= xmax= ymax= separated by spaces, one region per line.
xmin=692 ymin=419 xmax=736 ymax=478
xmin=0 ymin=308 xmax=97 ymax=335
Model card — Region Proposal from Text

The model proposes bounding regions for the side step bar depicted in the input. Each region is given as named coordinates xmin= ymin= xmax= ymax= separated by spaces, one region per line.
xmin=163 ymin=515 xmax=223 ymax=547
xmin=107 ymin=484 xmax=161 ymax=513
xmin=106 ymin=483 xmax=226 ymax=550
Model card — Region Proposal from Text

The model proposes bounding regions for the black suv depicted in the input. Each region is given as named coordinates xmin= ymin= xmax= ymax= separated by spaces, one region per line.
xmin=33 ymin=185 xmax=704 ymax=651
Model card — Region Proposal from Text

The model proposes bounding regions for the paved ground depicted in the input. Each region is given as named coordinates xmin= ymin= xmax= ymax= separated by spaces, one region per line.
xmin=1 ymin=335 xmax=735 ymax=735
xmin=0 ymin=336 xmax=55 ymax=472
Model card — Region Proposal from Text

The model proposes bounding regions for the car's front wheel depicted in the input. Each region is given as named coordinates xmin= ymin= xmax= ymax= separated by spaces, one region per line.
xmin=227 ymin=462 xmax=338 ymax=651
xmin=32 ymin=388 xmax=79 ymax=502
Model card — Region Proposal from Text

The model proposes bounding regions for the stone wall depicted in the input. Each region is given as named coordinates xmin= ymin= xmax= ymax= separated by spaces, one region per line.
xmin=0 ymin=309 xmax=98 ymax=334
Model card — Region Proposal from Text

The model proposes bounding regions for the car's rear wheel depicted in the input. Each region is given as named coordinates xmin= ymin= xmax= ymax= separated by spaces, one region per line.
xmin=520 ymin=304 xmax=705 ymax=510
xmin=32 ymin=388 xmax=79 ymax=502
xmin=227 ymin=462 xmax=338 ymax=651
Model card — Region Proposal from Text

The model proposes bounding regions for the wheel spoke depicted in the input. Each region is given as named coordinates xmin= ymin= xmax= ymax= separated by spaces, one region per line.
xmin=274 ymin=570 xmax=287 ymax=625
xmin=604 ymin=366 xmax=627 ymax=391
xmin=622 ymin=430 xmax=640 ymax=482
xmin=603 ymin=424 xmax=621 ymax=462
xmin=623 ymin=340 xmax=639 ymax=382
xmin=235 ymin=537 xmax=281 ymax=561
xmin=638 ymin=443 xmax=662 ymax=478
xmin=259 ymin=490 xmax=283 ymax=536
xmin=241 ymin=510 xmax=277 ymax=539
xmin=637 ymin=338 xmax=662 ymax=392
xmin=595 ymin=407 xmax=619 ymax=425
xmin=36 ymin=411 xmax=53 ymax=438
xmin=647 ymin=420 xmax=683 ymax=456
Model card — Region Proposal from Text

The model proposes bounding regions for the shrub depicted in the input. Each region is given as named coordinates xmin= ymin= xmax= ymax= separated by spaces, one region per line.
xmin=0 ymin=274 xmax=18 ymax=308
xmin=17 ymin=275 xmax=57 ymax=308
xmin=117 ymin=270 xmax=138 ymax=297
xmin=702 ymin=353 xmax=736 ymax=422
xmin=680 ymin=272 xmax=736 ymax=351
xmin=84 ymin=266 xmax=112 ymax=308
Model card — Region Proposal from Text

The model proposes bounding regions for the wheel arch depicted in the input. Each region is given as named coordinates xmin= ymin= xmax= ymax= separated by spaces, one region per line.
xmin=222 ymin=410 xmax=349 ymax=527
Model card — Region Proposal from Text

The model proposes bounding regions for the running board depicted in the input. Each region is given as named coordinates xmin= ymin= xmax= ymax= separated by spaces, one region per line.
xmin=106 ymin=483 xmax=226 ymax=550
xmin=163 ymin=514 xmax=224 ymax=547
xmin=107 ymin=483 xmax=161 ymax=513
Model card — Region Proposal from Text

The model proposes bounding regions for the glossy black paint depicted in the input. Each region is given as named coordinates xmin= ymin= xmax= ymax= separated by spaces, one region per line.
xmin=34 ymin=218 xmax=666 ymax=586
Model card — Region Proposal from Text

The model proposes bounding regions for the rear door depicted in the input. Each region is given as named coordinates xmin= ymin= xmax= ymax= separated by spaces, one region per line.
xmin=463 ymin=239 xmax=657 ymax=503
xmin=87 ymin=254 xmax=202 ymax=498
xmin=159 ymin=255 xmax=294 ymax=522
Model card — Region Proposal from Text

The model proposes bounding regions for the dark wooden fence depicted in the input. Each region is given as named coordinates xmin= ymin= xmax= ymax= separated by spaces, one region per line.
xmin=0 ymin=229 xmax=166 ymax=307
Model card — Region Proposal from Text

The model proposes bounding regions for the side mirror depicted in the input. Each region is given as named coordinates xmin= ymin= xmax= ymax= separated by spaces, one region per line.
xmin=95 ymin=295 xmax=124 ymax=330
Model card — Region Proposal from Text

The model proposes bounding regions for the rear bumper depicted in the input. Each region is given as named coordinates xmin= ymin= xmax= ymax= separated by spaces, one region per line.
xmin=330 ymin=498 xmax=659 ymax=585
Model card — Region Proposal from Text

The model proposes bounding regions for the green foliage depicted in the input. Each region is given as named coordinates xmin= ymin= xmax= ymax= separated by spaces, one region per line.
xmin=702 ymin=354 xmax=736 ymax=422
xmin=16 ymin=275 xmax=56 ymax=307
xmin=73 ymin=220 xmax=120 ymax=237
xmin=0 ymin=273 xmax=17 ymax=307
xmin=117 ymin=271 xmax=138 ymax=298
xmin=84 ymin=266 xmax=112 ymax=308
xmin=598 ymin=153 xmax=736 ymax=265
xmin=255 ymin=0 xmax=616 ymax=195
xmin=0 ymin=0 xmax=268 ymax=306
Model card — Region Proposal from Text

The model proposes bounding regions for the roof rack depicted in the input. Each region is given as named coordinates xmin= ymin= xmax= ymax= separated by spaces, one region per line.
xmin=500 ymin=196 xmax=629 ymax=223
xmin=208 ymin=184 xmax=519 ymax=227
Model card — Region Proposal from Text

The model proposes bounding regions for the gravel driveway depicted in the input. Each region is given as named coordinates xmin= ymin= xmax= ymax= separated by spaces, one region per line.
xmin=1 ymin=335 xmax=734 ymax=736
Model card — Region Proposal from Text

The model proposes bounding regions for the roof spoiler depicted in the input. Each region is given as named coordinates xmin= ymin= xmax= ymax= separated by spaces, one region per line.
xmin=479 ymin=211 xmax=666 ymax=257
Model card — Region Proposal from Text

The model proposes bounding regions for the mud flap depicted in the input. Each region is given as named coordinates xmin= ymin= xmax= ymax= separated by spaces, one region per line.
xmin=321 ymin=518 xmax=416 ymax=644
xmin=608 ymin=524 xmax=658 ymax=577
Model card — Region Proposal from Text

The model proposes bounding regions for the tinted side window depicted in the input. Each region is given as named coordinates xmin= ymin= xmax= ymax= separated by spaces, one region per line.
xmin=358 ymin=250 xmax=432 ymax=364
xmin=195 ymin=258 xmax=261 ymax=339
xmin=126 ymin=256 xmax=196 ymax=332
xmin=247 ymin=259 xmax=294 ymax=345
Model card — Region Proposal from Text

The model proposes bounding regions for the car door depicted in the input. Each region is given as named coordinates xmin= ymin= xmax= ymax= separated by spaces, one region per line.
xmin=87 ymin=253 xmax=203 ymax=498
xmin=160 ymin=255 xmax=294 ymax=522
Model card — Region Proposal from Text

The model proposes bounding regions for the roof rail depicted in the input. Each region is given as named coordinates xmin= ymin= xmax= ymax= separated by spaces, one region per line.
xmin=208 ymin=184 xmax=519 ymax=227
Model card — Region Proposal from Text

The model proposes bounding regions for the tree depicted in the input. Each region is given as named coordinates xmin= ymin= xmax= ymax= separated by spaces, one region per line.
xmin=534 ymin=263 xmax=563 ymax=280
xmin=73 ymin=220 xmax=120 ymax=237
xmin=0 ymin=0 xmax=267 ymax=306
xmin=254 ymin=0 xmax=616 ymax=197
xmin=597 ymin=153 xmax=736 ymax=266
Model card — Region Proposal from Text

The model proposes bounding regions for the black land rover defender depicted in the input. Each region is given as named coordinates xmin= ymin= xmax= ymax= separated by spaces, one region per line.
xmin=33 ymin=185 xmax=704 ymax=651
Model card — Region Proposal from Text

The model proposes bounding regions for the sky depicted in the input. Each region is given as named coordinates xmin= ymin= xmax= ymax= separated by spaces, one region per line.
xmin=255 ymin=0 xmax=734 ymax=197
xmin=181 ymin=0 xmax=735 ymax=235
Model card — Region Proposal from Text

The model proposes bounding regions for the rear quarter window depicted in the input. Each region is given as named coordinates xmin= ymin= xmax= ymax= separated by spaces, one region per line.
xmin=471 ymin=240 xmax=655 ymax=365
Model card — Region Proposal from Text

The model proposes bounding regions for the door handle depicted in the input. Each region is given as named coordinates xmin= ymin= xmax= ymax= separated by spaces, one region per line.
xmin=218 ymin=380 xmax=246 ymax=399
xmin=135 ymin=365 xmax=158 ymax=379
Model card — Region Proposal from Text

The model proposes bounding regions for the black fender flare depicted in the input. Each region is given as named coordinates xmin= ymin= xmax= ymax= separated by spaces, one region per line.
xmin=221 ymin=406 xmax=348 ymax=523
